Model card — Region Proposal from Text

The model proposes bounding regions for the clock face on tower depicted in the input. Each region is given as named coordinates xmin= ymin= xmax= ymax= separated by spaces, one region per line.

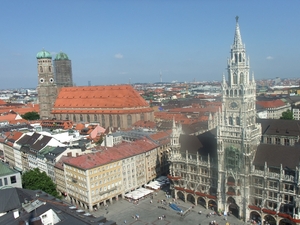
xmin=229 ymin=101 xmax=239 ymax=110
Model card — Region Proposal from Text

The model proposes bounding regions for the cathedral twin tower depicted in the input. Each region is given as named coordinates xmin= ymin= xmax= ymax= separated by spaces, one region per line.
xmin=36 ymin=50 xmax=73 ymax=119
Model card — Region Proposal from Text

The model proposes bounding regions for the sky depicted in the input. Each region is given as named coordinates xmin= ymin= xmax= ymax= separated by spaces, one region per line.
xmin=0 ymin=0 xmax=300 ymax=89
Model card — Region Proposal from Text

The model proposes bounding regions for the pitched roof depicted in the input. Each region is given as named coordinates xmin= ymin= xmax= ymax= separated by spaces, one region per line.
xmin=254 ymin=143 xmax=300 ymax=169
xmin=258 ymin=118 xmax=300 ymax=136
xmin=52 ymin=85 xmax=153 ymax=114
xmin=132 ymin=120 xmax=156 ymax=129
xmin=64 ymin=138 xmax=158 ymax=170
xmin=0 ymin=162 xmax=19 ymax=176
xmin=256 ymin=99 xmax=286 ymax=109
xmin=0 ymin=188 xmax=35 ymax=213
xmin=179 ymin=129 xmax=217 ymax=158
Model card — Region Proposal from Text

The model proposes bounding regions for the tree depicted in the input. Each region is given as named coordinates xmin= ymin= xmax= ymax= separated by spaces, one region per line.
xmin=280 ymin=109 xmax=294 ymax=120
xmin=21 ymin=111 xmax=40 ymax=120
xmin=22 ymin=168 xmax=60 ymax=198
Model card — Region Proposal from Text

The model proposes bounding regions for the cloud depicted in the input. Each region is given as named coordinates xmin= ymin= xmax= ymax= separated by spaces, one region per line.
xmin=119 ymin=72 xmax=128 ymax=75
xmin=266 ymin=56 xmax=274 ymax=60
xmin=114 ymin=53 xmax=123 ymax=59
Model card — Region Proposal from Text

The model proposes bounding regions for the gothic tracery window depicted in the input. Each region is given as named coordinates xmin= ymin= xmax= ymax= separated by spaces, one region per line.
xmin=225 ymin=146 xmax=240 ymax=170
xmin=236 ymin=117 xmax=240 ymax=125
xmin=240 ymin=72 xmax=244 ymax=84
xmin=229 ymin=117 xmax=233 ymax=125
xmin=233 ymin=73 xmax=237 ymax=84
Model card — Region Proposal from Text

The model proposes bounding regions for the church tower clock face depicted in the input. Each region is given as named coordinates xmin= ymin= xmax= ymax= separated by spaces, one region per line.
xmin=229 ymin=101 xmax=239 ymax=110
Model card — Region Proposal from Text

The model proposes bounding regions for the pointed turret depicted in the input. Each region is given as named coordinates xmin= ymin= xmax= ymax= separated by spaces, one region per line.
xmin=233 ymin=16 xmax=243 ymax=48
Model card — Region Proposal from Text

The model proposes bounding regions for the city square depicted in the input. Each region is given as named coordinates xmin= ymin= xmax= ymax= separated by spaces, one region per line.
xmin=90 ymin=187 xmax=245 ymax=225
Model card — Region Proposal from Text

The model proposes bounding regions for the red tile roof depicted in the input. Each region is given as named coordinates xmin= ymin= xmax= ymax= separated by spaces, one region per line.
xmin=64 ymin=138 xmax=158 ymax=170
xmin=0 ymin=103 xmax=39 ymax=115
xmin=41 ymin=120 xmax=73 ymax=129
xmin=256 ymin=99 xmax=286 ymax=109
xmin=132 ymin=120 xmax=156 ymax=129
xmin=5 ymin=131 xmax=23 ymax=142
xmin=52 ymin=85 xmax=153 ymax=114
xmin=149 ymin=130 xmax=171 ymax=145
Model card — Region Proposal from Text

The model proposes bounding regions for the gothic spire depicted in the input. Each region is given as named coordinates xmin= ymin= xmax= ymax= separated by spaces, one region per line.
xmin=233 ymin=16 xmax=243 ymax=48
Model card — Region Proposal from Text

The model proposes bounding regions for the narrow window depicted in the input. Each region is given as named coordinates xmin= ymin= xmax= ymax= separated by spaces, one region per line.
xmin=10 ymin=176 xmax=16 ymax=184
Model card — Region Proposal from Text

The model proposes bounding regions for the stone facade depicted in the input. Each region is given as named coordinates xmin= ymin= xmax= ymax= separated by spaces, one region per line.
xmin=168 ymin=17 xmax=300 ymax=224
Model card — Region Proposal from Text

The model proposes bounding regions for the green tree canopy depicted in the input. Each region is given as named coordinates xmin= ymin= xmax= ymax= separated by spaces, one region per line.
xmin=21 ymin=111 xmax=40 ymax=120
xmin=22 ymin=168 xmax=60 ymax=198
xmin=280 ymin=109 xmax=294 ymax=120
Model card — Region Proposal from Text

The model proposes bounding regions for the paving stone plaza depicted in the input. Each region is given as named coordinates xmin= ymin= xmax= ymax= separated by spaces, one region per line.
xmin=89 ymin=187 xmax=246 ymax=225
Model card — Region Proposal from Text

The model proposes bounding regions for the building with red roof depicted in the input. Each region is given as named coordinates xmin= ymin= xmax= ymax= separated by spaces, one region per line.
xmin=62 ymin=138 xmax=159 ymax=211
xmin=256 ymin=99 xmax=290 ymax=119
xmin=52 ymin=85 xmax=154 ymax=129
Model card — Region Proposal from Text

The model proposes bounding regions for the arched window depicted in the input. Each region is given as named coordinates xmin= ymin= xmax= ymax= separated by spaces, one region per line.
xmin=87 ymin=114 xmax=90 ymax=123
xmin=240 ymin=72 xmax=244 ymax=84
xmin=60 ymin=114 xmax=62 ymax=120
xmin=239 ymin=53 xmax=242 ymax=62
xmin=141 ymin=113 xmax=144 ymax=121
xmin=226 ymin=90 xmax=229 ymax=96
xmin=73 ymin=114 xmax=76 ymax=122
xmin=101 ymin=115 xmax=105 ymax=127
xmin=236 ymin=117 xmax=240 ymax=125
xmin=233 ymin=73 xmax=238 ymax=84
xmin=127 ymin=114 xmax=132 ymax=127
xmin=235 ymin=53 xmax=238 ymax=63
xmin=94 ymin=114 xmax=97 ymax=122
xmin=229 ymin=117 xmax=233 ymax=125
xmin=117 ymin=115 xmax=121 ymax=128
xmin=80 ymin=114 xmax=83 ymax=121
xmin=109 ymin=115 xmax=113 ymax=127
xmin=40 ymin=66 xmax=43 ymax=73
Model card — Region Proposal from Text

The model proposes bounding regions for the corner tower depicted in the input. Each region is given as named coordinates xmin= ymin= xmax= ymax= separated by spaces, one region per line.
xmin=54 ymin=52 xmax=73 ymax=88
xmin=216 ymin=17 xmax=261 ymax=219
xmin=37 ymin=49 xmax=58 ymax=119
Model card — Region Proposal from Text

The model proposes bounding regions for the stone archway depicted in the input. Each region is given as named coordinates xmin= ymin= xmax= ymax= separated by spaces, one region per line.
xmin=177 ymin=191 xmax=185 ymax=201
xmin=208 ymin=199 xmax=218 ymax=211
xmin=227 ymin=197 xmax=239 ymax=218
xmin=187 ymin=193 xmax=195 ymax=204
xmin=250 ymin=211 xmax=261 ymax=224
xmin=197 ymin=197 xmax=206 ymax=208
xmin=264 ymin=215 xmax=276 ymax=225
xmin=279 ymin=218 xmax=295 ymax=225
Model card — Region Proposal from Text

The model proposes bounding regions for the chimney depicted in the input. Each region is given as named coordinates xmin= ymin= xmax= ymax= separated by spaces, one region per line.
xmin=76 ymin=153 xmax=79 ymax=157
xmin=67 ymin=152 xmax=71 ymax=157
